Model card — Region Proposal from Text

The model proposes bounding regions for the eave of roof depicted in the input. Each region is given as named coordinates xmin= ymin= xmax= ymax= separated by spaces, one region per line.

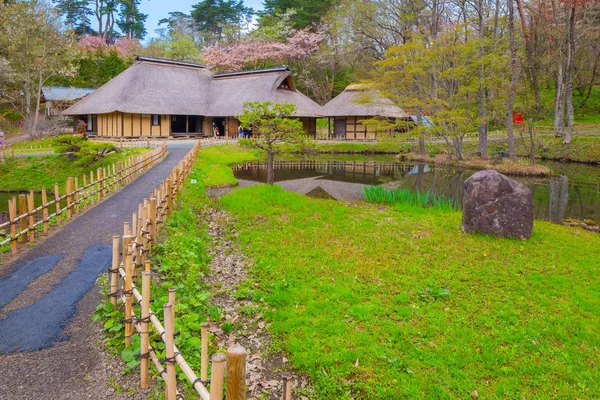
xmin=213 ymin=66 xmax=290 ymax=78
xmin=135 ymin=56 xmax=207 ymax=69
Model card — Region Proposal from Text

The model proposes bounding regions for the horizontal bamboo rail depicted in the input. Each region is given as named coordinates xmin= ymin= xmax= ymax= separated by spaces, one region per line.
xmin=0 ymin=143 xmax=167 ymax=255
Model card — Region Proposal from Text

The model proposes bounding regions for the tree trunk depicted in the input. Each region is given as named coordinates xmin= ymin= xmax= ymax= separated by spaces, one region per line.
xmin=414 ymin=164 xmax=424 ymax=192
xmin=477 ymin=0 xmax=488 ymax=159
xmin=267 ymin=150 xmax=275 ymax=185
xmin=563 ymin=7 xmax=576 ymax=144
xmin=506 ymin=0 xmax=517 ymax=161
xmin=32 ymin=54 xmax=45 ymax=139
xmin=453 ymin=137 xmax=464 ymax=161
xmin=417 ymin=111 xmax=425 ymax=155
xmin=515 ymin=0 xmax=541 ymax=111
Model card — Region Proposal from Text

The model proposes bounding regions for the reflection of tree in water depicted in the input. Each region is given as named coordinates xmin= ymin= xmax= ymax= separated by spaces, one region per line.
xmin=548 ymin=175 xmax=569 ymax=223
xmin=414 ymin=164 xmax=425 ymax=192
xmin=442 ymin=171 xmax=466 ymax=205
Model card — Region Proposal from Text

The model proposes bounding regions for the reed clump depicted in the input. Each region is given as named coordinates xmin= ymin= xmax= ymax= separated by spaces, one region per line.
xmin=363 ymin=185 xmax=459 ymax=211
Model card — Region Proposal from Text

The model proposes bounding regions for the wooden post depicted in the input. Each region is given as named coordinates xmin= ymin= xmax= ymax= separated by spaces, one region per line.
xmin=124 ymin=242 xmax=134 ymax=347
xmin=164 ymin=303 xmax=177 ymax=400
xmin=41 ymin=187 xmax=49 ymax=234
xmin=74 ymin=177 xmax=79 ymax=214
xmin=97 ymin=168 xmax=102 ymax=201
xmin=148 ymin=198 xmax=156 ymax=250
xmin=165 ymin=178 xmax=172 ymax=217
xmin=18 ymin=194 xmax=26 ymax=243
xmin=124 ymin=222 xmax=131 ymax=237
xmin=210 ymin=353 xmax=226 ymax=400
xmin=27 ymin=191 xmax=34 ymax=242
xmin=226 ymin=345 xmax=247 ymax=400
xmin=140 ymin=269 xmax=151 ymax=389
xmin=9 ymin=198 xmax=17 ymax=254
xmin=102 ymin=167 xmax=107 ymax=197
xmin=54 ymin=183 xmax=61 ymax=226
xmin=90 ymin=170 xmax=95 ymax=205
xmin=131 ymin=212 xmax=137 ymax=241
xmin=201 ymin=322 xmax=209 ymax=381
xmin=168 ymin=287 xmax=176 ymax=324
xmin=282 ymin=372 xmax=292 ymax=400
xmin=121 ymin=234 xmax=132 ymax=269
xmin=82 ymin=174 xmax=87 ymax=209
xmin=110 ymin=235 xmax=120 ymax=309
xmin=66 ymin=177 xmax=73 ymax=219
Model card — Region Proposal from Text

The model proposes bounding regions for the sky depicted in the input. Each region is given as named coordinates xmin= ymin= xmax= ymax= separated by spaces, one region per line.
xmin=139 ymin=0 xmax=265 ymax=41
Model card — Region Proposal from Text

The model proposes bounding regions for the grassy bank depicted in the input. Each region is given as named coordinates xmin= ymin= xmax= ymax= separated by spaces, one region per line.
xmin=195 ymin=145 xmax=261 ymax=187
xmin=219 ymin=184 xmax=600 ymax=399
xmin=0 ymin=148 xmax=144 ymax=192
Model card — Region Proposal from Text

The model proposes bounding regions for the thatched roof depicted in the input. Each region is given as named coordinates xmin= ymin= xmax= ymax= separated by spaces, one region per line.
xmin=63 ymin=57 xmax=321 ymax=117
xmin=321 ymin=84 xmax=409 ymax=119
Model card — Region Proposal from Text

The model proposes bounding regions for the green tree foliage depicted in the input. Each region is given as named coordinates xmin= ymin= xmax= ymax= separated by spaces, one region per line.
xmin=117 ymin=0 xmax=147 ymax=40
xmin=191 ymin=0 xmax=253 ymax=45
xmin=166 ymin=33 xmax=200 ymax=62
xmin=52 ymin=0 xmax=94 ymax=35
xmin=375 ymin=29 xmax=508 ymax=160
xmin=54 ymin=135 xmax=120 ymax=167
xmin=238 ymin=101 xmax=310 ymax=184
xmin=50 ymin=50 xmax=131 ymax=88
xmin=259 ymin=0 xmax=337 ymax=29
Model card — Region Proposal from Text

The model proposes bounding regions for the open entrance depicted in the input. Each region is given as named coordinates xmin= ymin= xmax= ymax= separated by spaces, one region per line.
xmin=171 ymin=115 xmax=204 ymax=134
xmin=213 ymin=117 xmax=225 ymax=136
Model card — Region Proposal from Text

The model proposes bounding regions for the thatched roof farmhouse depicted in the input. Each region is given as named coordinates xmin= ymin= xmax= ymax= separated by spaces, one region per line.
xmin=63 ymin=57 xmax=322 ymax=138
xmin=321 ymin=84 xmax=411 ymax=139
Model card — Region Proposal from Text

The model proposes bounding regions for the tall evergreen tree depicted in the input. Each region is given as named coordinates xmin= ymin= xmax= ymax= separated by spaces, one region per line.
xmin=259 ymin=0 xmax=338 ymax=29
xmin=190 ymin=0 xmax=253 ymax=45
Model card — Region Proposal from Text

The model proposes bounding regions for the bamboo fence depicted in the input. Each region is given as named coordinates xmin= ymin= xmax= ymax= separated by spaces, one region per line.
xmin=0 ymin=143 xmax=168 ymax=255
xmin=108 ymin=140 xmax=251 ymax=399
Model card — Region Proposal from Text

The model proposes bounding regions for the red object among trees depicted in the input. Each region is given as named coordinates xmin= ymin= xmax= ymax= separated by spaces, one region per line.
xmin=513 ymin=112 xmax=524 ymax=125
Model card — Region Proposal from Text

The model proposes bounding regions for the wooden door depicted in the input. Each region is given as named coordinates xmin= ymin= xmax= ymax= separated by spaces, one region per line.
xmin=334 ymin=119 xmax=346 ymax=139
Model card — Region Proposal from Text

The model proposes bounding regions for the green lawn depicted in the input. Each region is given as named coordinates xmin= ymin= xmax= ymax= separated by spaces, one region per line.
xmin=219 ymin=185 xmax=600 ymax=399
xmin=0 ymin=148 xmax=145 ymax=192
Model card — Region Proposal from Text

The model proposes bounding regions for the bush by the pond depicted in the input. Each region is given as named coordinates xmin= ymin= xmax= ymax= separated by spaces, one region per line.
xmin=364 ymin=185 xmax=459 ymax=211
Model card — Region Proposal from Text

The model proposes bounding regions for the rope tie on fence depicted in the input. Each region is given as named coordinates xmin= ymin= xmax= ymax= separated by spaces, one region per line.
xmin=192 ymin=377 xmax=211 ymax=387
xmin=108 ymin=266 xmax=120 ymax=273
xmin=133 ymin=315 xmax=152 ymax=324
xmin=160 ymin=351 xmax=181 ymax=364
xmin=176 ymin=394 xmax=185 ymax=400
xmin=122 ymin=289 xmax=134 ymax=296
xmin=135 ymin=351 xmax=150 ymax=360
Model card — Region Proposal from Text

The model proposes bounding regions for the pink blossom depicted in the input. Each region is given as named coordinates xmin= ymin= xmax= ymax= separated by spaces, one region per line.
xmin=77 ymin=36 xmax=137 ymax=58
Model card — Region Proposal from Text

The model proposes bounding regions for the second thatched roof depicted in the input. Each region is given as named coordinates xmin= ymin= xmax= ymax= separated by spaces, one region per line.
xmin=321 ymin=84 xmax=409 ymax=119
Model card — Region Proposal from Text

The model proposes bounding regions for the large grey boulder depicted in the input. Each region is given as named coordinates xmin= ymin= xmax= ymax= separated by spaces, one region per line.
xmin=462 ymin=170 xmax=533 ymax=238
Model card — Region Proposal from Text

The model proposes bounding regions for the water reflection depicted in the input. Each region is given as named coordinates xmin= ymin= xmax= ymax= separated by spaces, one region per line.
xmin=232 ymin=160 xmax=600 ymax=223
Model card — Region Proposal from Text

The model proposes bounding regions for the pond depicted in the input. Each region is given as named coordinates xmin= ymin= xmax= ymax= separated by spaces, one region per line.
xmin=232 ymin=158 xmax=600 ymax=224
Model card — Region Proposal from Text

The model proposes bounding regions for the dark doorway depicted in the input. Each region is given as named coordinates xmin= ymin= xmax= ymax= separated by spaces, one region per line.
xmin=334 ymin=119 xmax=346 ymax=139
xmin=213 ymin=117 xmax=225 ymax=136
xmin=188 ymin=116 xmax=198 ymax=133
xmin=171 ymin=115 xmax=187 ymax=133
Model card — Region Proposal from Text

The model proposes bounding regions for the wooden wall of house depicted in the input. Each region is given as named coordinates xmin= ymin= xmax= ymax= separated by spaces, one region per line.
xmin=343 ymin=117 xmax=376 ymax=140
xmin=301 ymin=118 xmax=317 ymax=136
xmin=96 ymin=113 xmax=170 ymax=137
xmin=226 ymin=118 xmax=239 ymax=138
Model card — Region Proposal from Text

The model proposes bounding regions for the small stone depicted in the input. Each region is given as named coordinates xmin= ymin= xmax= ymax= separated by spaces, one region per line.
xmin=462 ymin=170 xmax=533 ymax=238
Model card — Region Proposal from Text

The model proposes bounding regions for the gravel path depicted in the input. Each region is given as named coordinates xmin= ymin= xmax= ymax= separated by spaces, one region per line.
xmin=0 ymin=142 xmax=194 ymax=399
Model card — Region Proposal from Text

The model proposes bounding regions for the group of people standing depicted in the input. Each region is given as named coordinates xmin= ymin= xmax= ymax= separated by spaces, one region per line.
xmin=211 ymin=122 xmax=253 ymax=139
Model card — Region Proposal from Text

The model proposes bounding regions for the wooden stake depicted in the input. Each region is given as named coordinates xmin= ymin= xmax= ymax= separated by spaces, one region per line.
xmin=27 ymin=191 xmax=34 ymax=242
xmin=124 ymin=222 xmax=131 ymax=237
xmin=66 ymin=177 xmax=73 ymax=219
xmin=110 ymin=235 xmax=120 ymax=309
xmin=41 ymin=187 xmax=48 ymax=234
xmin=97 ymin=168 xmax=102 ymax=201
xmin=18 ymin=194 xmax=26 ymax=243
xmin=140 ymin=270 xmax=151 ymax=389
xmin=9 ymin=197 xmax=17 ymax=254
xmin=54 ymin=183 xmax=61 ymax=226
xmin=226 ymin=345 xmax=247 ymax=400
xmin=168 ymin=287 xmax=176 ymax=324
xmin=102 ymin=167 xmax=107 ymax=197
xmin=124 ymin=242 xmax=134 ymax=347
xmin=282 ymin=373 xmax=292 ymax=400
xmin=148 ymin=197 xmax=156 ymax=249
xmin=209 ymin=353 xmax=226 ymax=400
xmin=164 ymin=303 xmax=177 ymax=400
xmin=90 ymin=170 xmax=95 ymax=205
xmin=165 ymin=178 xmax=172 ymax=217
xmin=131 ymin=212 xmax=137 ymax=241
xmin=201 ymin=322 xmax=209 ymax=381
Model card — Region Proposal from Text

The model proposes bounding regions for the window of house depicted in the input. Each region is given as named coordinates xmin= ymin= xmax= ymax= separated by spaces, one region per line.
xmin=152 ymin=114 xmax=160 ymax=126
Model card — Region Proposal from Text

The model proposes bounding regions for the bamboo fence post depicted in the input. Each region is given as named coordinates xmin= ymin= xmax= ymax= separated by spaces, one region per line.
xmin=165 ymin=178 xmax=172 ymax=217
xmin=9 ymin=198 xmax=17 ymax=254
xmin=54 ymin=183 xmax=61 ymax=226
xmin=18 ymin=194 xmax=26 ymax=243
xmin=164 ymin=303 xmax=177 ymax=400
xmin=210 ymin=353 xmax=226 ymax=400
xmin=131 ymin=212 xmax=137 ymax=241
xmin=140 ymin=269 xmax=151 ymax=389
xmin=124 ymin=222 xmax=131 ymax=237
xmin=148 ymin=198 xmax=156 ymax=250
xmin=97 ymin=168 xmax=103 ymax=201
xmin=110 ymin=235 xmax=120 ymax=309
xmin=90 ymin=170 xmax=95 ymax=205
xmin=124 ymin=241 xmax=134 ymax=347
xmin=102 ymin=167 xmax=107 ymax=197
xmin=201 ymin=322 xmax=209 ymax=381
xmin=27 ymin=191 xmax=34 ymax=242
xmin=73 ymin=177 xmax=79 ymax=214
xmin=226 ymin=345 xmax=247 ymax=400
xmin=282 ymin=373 xmax=292 ymax=400
xmin=168 ymin=287 xmax=176 ymax=324
xmin=82 ymin=174 xmax=87 ymax=209
xmin=41 ymin=187 xmax=49 ymax=234
xmin=66 ymin=177 xmax=73 ymax=219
